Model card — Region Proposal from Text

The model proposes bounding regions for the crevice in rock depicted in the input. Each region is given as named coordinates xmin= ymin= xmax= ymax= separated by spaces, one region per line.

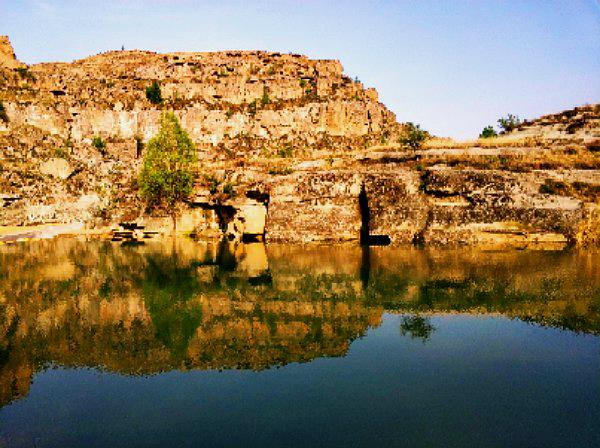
xmin=214 ymin=204 xmax=237 ymax=233
xmin=359 ymin=183 xmax=390 ymax=246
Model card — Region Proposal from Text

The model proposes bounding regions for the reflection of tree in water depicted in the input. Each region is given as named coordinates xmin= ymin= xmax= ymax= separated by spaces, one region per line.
xmin=399 ymin=315 xmax=435 ymax=342
xmin=139 ymin=254 xmax=203 ymax=357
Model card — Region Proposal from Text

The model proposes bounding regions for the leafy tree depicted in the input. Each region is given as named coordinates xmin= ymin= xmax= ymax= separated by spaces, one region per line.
xmin=479 ymin=125 xmax=497 ymax=139
xmin=138 ymin=113 xmax=197 ymax=232
xmin=400 ymin=122 xmax=428 ymax=149
xmin=145 ymin=81 xmax=163 ymax=105
xmin=497 ymin=114 xmax=522 ymax=133
xmin=400 ymin=315 xmax=435 ymax=343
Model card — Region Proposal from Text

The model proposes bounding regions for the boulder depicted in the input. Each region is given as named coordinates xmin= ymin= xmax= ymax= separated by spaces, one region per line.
xmin=39 ymin=158 xmax=73 ymax=180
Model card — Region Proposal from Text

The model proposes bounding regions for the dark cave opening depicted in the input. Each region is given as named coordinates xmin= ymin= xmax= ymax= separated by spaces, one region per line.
xmin=359 ymin=184 xmax=390 ymax=246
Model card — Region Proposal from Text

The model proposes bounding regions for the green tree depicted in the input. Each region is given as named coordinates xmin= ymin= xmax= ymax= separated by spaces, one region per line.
xmin=479 ymin=125 xmax=497 ymax=139
xmin=497 ymin=114 xmax=522 ymax=133
xmin=138 ymin=113 xmax=197 ymax=232
xmin=400 ymin=315 xmax=435 ymax=343
xmin=400 ymin=122 xmax=428 ymax=149
xmin=145 ymin=81 xmax=163 ymax=105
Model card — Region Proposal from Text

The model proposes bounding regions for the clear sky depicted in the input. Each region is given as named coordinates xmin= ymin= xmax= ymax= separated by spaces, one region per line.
xmin=1 ymin=0 xmax=599 ymax=139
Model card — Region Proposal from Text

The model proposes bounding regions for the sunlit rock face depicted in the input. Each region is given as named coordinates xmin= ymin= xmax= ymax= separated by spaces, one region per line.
xmin=0 ymin=238 xmax=598 ymax=406
xmin=0 ymin=36 xmax=25 ymax=69
xmin=0 ymin=35 xmax=598 ymax=246
xmin=0 ymin=49 xmax=399 ymax=147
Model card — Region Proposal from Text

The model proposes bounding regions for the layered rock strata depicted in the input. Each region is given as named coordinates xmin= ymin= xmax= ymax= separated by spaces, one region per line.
xmin=1 ymin=36 xmax=599 ymax=246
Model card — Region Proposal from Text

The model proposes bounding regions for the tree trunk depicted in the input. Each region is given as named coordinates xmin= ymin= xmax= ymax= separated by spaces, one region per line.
xmin=172 ymin=212 xmax=177 ymax=236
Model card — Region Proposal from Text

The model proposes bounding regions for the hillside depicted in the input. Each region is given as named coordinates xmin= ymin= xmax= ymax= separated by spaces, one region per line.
xmin=1 ymin=36 xmax=599 ymax=247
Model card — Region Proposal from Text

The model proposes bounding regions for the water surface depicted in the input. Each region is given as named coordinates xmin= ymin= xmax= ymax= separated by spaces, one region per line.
xmin=0 ymin=239 xmax=598 ymax=447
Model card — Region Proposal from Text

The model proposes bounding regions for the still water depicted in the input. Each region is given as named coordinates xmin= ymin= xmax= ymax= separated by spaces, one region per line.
xmin=0 ymin=238 xmax=598 ymax=447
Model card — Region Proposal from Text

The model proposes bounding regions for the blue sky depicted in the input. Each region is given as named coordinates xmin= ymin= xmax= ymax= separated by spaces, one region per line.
xmin=1 ymin=0 xmax=599 ymax=139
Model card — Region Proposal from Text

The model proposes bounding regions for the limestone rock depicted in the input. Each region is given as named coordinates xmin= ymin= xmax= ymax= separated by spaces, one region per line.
xmin=0 ymin=36 xmax=25 ymax=69
xmin=39 ymin=158 xmax=73 ymax=180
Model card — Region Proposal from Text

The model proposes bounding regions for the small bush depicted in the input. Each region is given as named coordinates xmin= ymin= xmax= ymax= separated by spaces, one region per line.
xmin=261 ymin=86 xmax=270 ymax=106
xmin=268 ymin=167 xmax=293 ymax=176
xmin=15 ymin=67 xmax=35 ymax=81
xmin=92 ymin=136 xmax=106 ymax=152
xmin=248 ymin=100 xmax=257 ymax=117
xmin=540 ymin=179 xmax=565 ymax=195
xmin=299 ymin=78 xmax=307 ymax=88
xmin=498 ymin=114 xmax=522 ymax=133
xmin=222 ymin=182 xmax=235 ymax=197
xmin=277 ymin=143 xmax=293 ymax=158
xmin=145 ymin=81 xmax=163 ymax=105
xmin=54 ymin=147 xmax=68 ymax=159
xmin=204 ymin=175 xmax=221 ymax=194
xmin=400 ymin=122 xmax=428 ymax=149
xmin=0 ymin=102 xmax=8 ymax=122
xmin=479 ymin=125 xmax=497 ymax=138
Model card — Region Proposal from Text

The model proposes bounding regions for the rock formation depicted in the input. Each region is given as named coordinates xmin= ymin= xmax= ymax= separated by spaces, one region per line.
xmin=0 ymin=36 xmax=25 ymax=70
xmin=0 ymin=35 xmax=599 ymax=247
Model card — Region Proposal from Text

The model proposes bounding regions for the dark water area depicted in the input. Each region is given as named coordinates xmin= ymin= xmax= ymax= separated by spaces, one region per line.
xmin=0 ymin=238 xmax=598 ymax=447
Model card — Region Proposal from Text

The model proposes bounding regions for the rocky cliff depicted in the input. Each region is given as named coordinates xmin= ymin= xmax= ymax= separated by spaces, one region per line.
xmin=1 ymin=36 xmax=599 ymax=247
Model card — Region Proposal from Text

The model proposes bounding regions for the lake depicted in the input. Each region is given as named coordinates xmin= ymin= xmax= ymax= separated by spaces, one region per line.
xmin=0 ymin=238 xmax=598 ymax=447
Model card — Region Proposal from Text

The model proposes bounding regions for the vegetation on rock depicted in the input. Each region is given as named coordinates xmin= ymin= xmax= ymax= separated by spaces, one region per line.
xmin=400 ymin=122 xmax=428 ymax=149
xmin=91 ymin=135 xmax=106 ymax=153
xmin=479 ymin=125 xmax=497 ymax=138
xmin=138 ymin=113 xmax=197 ymax=230
xmin=261 ymin=86 xmax=271 ymax=105
xmin=145 ymin=81 xmax=163 ymax=105
xmin=498 ymin=114 xmax=523 ymax=133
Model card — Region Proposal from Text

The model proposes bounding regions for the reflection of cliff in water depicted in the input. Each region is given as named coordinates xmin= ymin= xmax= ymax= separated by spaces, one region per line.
xmin=0 ymin=238 xmax=599 ymax=406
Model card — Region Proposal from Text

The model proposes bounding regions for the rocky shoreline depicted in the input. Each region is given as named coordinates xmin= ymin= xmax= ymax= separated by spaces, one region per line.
xmin=1 ymin=36 xmax=599 ymax=247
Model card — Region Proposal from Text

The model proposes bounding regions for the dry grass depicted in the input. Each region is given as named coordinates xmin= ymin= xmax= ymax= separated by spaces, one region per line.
xmin=423 ymin=135 xmax=551 ymax=150
xmin=414 ymin=147 xmax=600 ymax=171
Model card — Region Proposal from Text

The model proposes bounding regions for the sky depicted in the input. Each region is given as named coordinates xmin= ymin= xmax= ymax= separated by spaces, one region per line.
xmin=1 ymin=0 xmax=599 ymax=139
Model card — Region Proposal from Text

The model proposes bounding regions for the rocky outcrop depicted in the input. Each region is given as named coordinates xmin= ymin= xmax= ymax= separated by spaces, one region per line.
xmin=0 ymin=36 xmax=598 ymax=246
xmin=0 ymin=36 xmax=25 ymax=69
xmin=507 ymin=104 xmax=600 ymax=145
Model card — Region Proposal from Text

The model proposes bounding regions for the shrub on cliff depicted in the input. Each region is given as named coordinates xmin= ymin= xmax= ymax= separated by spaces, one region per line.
xmin=138 ymin=113 xmax=197 ymax=231
xmin=92 ymin=136 xmax=106 ymax=154
xmin=261 ymin=86 xmax=271 ymax=106
xmin=145 ymin=81 xmax=163 ymax=105
xmin=479 ymin=125 xmax=497 ymax=138
xmin=400 ymin=122 xmax=428 ymax=149
xmin=498 ymin=114 xmax=522 ymax=133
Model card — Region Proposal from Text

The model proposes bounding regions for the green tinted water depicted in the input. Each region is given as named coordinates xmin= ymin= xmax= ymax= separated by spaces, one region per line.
xmin=0 ymin=238 xmax=598 ymax=447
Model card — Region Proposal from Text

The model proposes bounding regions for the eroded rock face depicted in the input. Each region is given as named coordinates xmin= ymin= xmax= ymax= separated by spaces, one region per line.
xmin=1 ymin=48 xmax=400 ymax=152
xmin=39 ymin=158 xmax=73 ymax=179
xmin=0 ymin=36 xmax=598 ymax=246
xmin=0 ymin=36 xmax=25 ymax=69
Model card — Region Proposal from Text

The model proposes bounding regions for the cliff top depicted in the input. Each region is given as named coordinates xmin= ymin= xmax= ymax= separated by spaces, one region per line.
xmin=0 ymin=35 xmax=25 ymax=69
